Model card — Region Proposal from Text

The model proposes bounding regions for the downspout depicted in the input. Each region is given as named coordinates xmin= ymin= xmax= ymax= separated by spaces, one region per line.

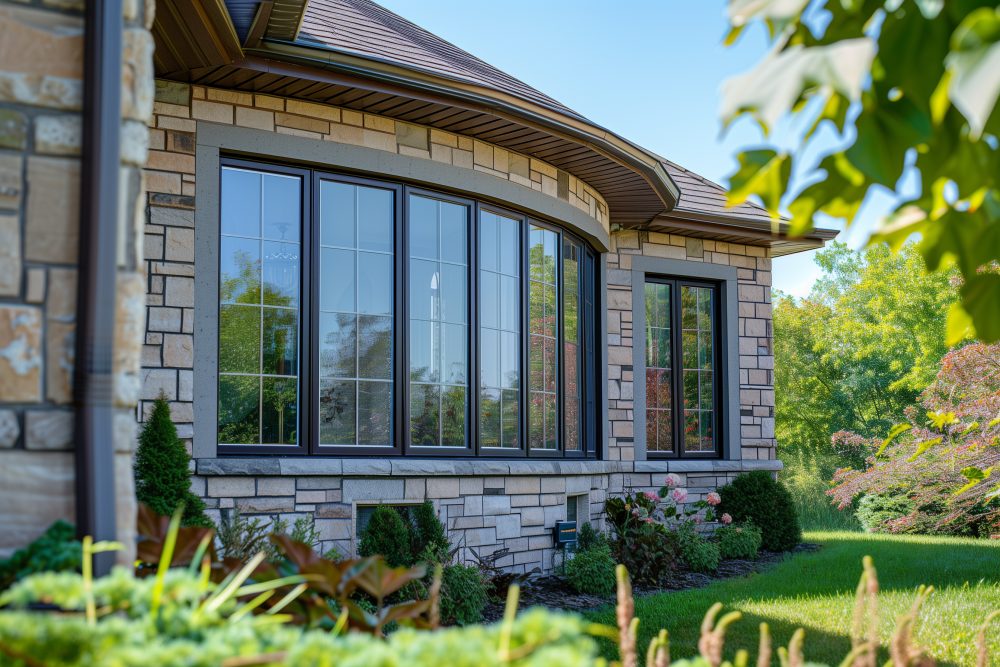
xmin=75 ymin=0 xmax=123 ymax=575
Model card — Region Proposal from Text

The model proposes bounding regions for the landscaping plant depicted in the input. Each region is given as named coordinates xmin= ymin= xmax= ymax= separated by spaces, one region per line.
xmin=717 ymin=471 xmax=801 ymax=552
xmin=2 ymin=515 xmax=997 ymax=667
xmin=564 ymin=543 xmax=616 ymax=597
xmin=438 ymin=563 xmax=489 ymax=626
xmin=0 ymin=521 xmax=80 ymax=591
xmin=675 ymin=524 xmax=721 ymax=574
xmin=134 ymin=396 xmax=212 ymax=527
xmin=358 ymin=504 xmax=414 ymax=567
xmin=715 ymin=522 xmax=762 ymax=561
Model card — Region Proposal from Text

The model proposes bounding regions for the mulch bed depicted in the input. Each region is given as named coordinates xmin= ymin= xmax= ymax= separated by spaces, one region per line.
xmin=481 ymin=543 xmax=821 ymax=622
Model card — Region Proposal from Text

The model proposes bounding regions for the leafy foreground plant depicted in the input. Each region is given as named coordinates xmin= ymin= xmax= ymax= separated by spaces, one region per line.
xmin=2 ymin=517 xmax=998 ymax=666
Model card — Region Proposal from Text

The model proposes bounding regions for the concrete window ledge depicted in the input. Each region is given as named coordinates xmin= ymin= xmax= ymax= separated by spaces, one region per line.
xmin=194 ymin=458 xmax=778 ymax=477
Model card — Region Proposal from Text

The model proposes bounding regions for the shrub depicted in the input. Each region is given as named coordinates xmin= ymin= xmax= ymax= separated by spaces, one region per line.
xmin=718 ymin=471 xmax=801 ymax=552
xmin=134 ymin=397 xmax=211 ymax=527
xmin=676 ymin=524 xmax=720 ymax=573
xmin=611 ymin=523 xmax=678 ymax=587
xmin=217 ymin=509 xmax=271 ymax=561
xmin=358 ymin=505 xmax=414 ymax=567
xmin=576 ymin=523 xmax=607 ymax=552
xmin=439 ymin=564 xmax=488 ymax=626
xmin=564 ymin=544 xmax=616 ymax=596
xmin=0 ymin=521 xmax=80 ymax=591
xmin=409 ymin=501 xmax=450 ymax=563
xmin=715 ymin=522 xmax=762 ymax=560
xmin=855 ymin=493 xmax=915 ymax=533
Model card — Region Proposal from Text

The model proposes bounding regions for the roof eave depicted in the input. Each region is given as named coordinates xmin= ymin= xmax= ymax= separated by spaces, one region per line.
xmin=649 ymin=208 xmax=839 ymax=256
xmin=252 ymin=39 xmax=681 ymax=210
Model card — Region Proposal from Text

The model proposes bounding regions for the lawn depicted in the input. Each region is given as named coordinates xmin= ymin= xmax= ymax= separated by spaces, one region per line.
xmin=585 ymin=532 xmax=1000 ymax=666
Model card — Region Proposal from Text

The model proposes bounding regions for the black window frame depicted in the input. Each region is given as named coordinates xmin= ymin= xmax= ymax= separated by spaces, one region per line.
xmin=216 ymin=157 xmax=600 ymax=459
xmin=643 ymin=276 xmax=723 ymax=460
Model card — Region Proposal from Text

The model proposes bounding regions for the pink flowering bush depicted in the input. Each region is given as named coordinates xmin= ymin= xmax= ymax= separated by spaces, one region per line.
xmin=829 ymin=343 xmax=1000 ymax=537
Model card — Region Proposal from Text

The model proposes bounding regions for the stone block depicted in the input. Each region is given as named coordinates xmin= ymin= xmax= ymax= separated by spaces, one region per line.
xmin=482 ymin=495 xmax=511 ymax=515
xmin=463 ymin=495 xmax=483 ymax=516
xmin=150 ymin=205 xmax=194 ymax=228
xmin=235 ymin=106 xmax=274 ymax=132
xmin=162 ymin=333 xmax=192 ymax=367
xmin=0 ymin=153 xmax=23 ymax=209
xmin=342 ymin=478 xmax=403 ymax=502
xmin=164 ymin=276 xmax=194 ymax=307
xmin=0 ymin=110 xmax=27 ymax=150
xmin=495 ymin=514 xmax=521 ymax=540
xmin=0 ymin=306 xmax=42 ymax=401
xmin=0 ymin=450 xmax=74 ymax=553
xmin=0 ymin=214 xmax=19 ymax=296
xmin=316 ymin=519 xmax=352 ymax=541
xmin=257 ymin=477 xmax=295 ymax=496
xmin=207 ymin=476 xmax=256 ymax=497
xmin=505 ymin=476 xmax=540 ymax=495
xmin=25 ymin=157 xmax=80 ymax=263
xmin=404 ymin=477 xmax=425 ymax=499
xmin=35 ymin=115 xmax=81 ymax=155
xmin=46 ymin=268 xmax=76 ymax=322
xmin=0 ymin=410 xmax=19 ymax=448
xmin=426 ymin=477 xmax=460 ymax=498
xmin=236 ymin=496 xmax=294 ymax=512
xmin=155 ymin=80 xmax=190 ymax=106
xmin=191 ymin=100 xmax=233 ymax=124
xmin=0 ymin=6 xmax=83 ymax=109
xmin=24 ymin=410 xmax=72 ymax=450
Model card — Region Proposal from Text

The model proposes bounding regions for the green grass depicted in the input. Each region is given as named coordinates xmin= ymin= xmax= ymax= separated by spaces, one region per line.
xmin=780 ymin=448 xmax=860 ymax=532
xmin=585 ymin=532 xmax=1000 ymax=666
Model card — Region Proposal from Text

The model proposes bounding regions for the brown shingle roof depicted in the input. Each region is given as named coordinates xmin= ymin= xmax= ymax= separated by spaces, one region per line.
xmin=294 ymin=0 xmax=583 ymax=119
xmin=661 ymin=159 xmax=773 ymax=223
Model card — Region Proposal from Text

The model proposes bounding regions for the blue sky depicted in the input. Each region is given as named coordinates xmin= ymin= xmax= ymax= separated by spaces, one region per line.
xmin=377 ymin=0 xmax=878 ymax=296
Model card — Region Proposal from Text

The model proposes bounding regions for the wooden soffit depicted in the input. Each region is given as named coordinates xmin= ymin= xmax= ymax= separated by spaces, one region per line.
xmin=152 ymin=0 xmax=244 ymax=73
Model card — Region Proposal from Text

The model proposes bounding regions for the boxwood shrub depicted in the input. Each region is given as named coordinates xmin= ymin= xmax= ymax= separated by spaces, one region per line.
xmin=717 ymin=471 xmax=801 ymax=552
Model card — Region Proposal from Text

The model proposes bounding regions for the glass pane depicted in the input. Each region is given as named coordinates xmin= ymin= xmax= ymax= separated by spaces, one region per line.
xmin=219 ymin=375 xmax=259 ymax=445
xmin=358 ymin=315 xmax=392 ymax=380
xmin=563 ymin=240 xmax=581 ymax=452
xmin=262 ymin=173 xmax=300 ymax=242
xmin=357 ymin=187 xmax=393 ymax=252
xmin=320 ymin=181 xmax=355 ymax=248
xmin=528 ymin=225 xmax=558 ymax=450
xmin=219 ymin=304 xmax=260 ymax=374
xmin=262 ymin=308 xmax=297 ymax=375
xmin=318 ymin=181 xmax=395 ymax=447
xmin=409 ymin=194 xmax=469 ymax=447
xmin=357 ymin=252 xmax=392 ymax=316
xmin=220 ymin=236 xmax=260 ymax=304
xmin=410 ymin=383 xmax=440 ymax=445
xmin=358 ymin=381 xmax=392 ymax=445
xmin=319 ymin=312 xmax=356 ymax=378
xmin=480 ymin=212 xmax=498 ymax=272
xmin=218 ymin=167 xmax=301 ymax=448
xmin=479 ymin=387 xmax=501 ymax=448
xmin=501 ymin=389 xmax=519 ymax=448
xmin=262 ymin=241 xmax=299 ymax=307
xmin=480 ymin=271 xmax=499 ymax=329
xmin=320 ymin=248 xmax=355 ymax=313
xmin=480 ymin=328 xmax=499 ymax=389
xmin=221 ymin=168 xmax=260 ymax=237
xmin=262 ymin=377 xmax=297 ymax=444
xmin=680 ymin=284 xmax=717 ymax=455
xmin=645 ymin=281 xmax=675 ymax=453
xmin=319 ymin=379 xmax=356 ymax=445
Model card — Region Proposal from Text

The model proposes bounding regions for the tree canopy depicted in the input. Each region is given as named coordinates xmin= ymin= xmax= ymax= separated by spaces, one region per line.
xmin=722 ymin=1 xmax=1000 ymax=343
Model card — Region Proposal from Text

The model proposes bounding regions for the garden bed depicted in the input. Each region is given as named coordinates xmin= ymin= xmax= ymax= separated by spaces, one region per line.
xmin=481 ymin=542 xmax=821 ymax=621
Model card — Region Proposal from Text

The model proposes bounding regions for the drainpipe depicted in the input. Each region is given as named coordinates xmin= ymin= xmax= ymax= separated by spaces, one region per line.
xmin=75 ymin=0 xmax=122 ymax=575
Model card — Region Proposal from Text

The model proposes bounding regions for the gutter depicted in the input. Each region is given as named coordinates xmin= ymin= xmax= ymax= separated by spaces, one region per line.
xmin=75 ymin=0 xmax=122 ymax=575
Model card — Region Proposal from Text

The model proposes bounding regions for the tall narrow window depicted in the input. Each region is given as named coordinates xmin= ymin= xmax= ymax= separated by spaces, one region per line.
xmin=644 ymin=279 xmax=720 ymax=457
xmin=409 ymin=194 xmax=469 ymax=447
xmin=479 ymin=210 xmax=521 ymax=449
xmin=528 ymin=225 xmax=558 ymax=450
xmin=317 ymin=179 xmax=394 ymax=447
xmin=563 ymin=240 xmax=582 ymax=452
xmin=218 ymin=166 xmax=302 ymax=446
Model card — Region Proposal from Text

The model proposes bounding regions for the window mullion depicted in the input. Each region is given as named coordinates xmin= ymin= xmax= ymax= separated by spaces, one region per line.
xmin=470 ymin=202 xmax=479 ymax=457
xmin=672 ymin=279 xmax=683 ymax=457
xmin=398 ymin=187 xmax=410 ymax=454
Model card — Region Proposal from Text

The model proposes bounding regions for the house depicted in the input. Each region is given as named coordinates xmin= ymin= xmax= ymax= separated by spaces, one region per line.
xmin=0 ymin=0 xmax=835 ymax=570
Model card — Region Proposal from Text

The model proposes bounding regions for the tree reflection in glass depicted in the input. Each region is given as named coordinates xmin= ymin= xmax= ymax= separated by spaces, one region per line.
xmin=528 ymin=225 xmax=558 ymax=450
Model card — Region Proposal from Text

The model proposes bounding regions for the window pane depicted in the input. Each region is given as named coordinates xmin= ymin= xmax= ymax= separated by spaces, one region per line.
xmin=528 ymin=225 xmax=558 ymax=450
xmin=644 ymin=282 xmax=672 ymax=453
xmin=218 ymin=167 xmax=301 ymax=447
xmin=479 ymin=211 xmax=520 ymax=449
xmin=563 ymin=240 xmax=582 ymax=452
xmin=318 ymin=180 xmax=394 ymax=447
xmin=409 ymin=194 xmax=469 ymax=447
xmin=681 ymin=285 xmax=716 ymax=454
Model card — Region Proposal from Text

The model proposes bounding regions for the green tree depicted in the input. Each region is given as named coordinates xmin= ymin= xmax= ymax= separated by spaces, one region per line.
xmin=722 ymin=1 xmax=1000 ymax=343
xmin=134 ymin=397 xmax=212 ymax=527
xmin=775 ymin=242 xmax=959 ymax=452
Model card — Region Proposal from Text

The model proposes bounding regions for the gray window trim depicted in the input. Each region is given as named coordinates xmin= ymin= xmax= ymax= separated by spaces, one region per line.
xmin=630 ymin=256 xmax=740 ymax=462
xmin=193 ymin=121 xmax=610 ymax=459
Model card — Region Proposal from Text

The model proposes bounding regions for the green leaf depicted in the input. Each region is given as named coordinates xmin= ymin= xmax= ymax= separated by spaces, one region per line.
xmin=725 ymin=149 xmax=791 ymax=219
xmin=959 ymin=273 xmax=1000 ymax=343
xmin=945 ymin=7 xmax=1000 ymax=138
xmin=876 ymin=423 xmax=912 ymax=458
xmin=906 ymin=436 xmax=943 ymax=461
xmin=926 ymin=411 xmax=959 ymax=430
xmin=954 ymin=465 xmax=993 ymax=495
xmin=945 ymin=301 xmax=976 ymax=347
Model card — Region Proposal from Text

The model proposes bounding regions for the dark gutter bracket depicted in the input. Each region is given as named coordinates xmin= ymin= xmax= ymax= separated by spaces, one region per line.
xmin=75 ymin=0 xmax=123 ymax=575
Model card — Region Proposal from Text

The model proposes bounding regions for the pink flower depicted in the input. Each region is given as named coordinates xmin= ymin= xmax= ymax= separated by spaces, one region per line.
xmin=721 ymin=513 xmax=733 ymax=525
xmin=671 ymin=488 xmax=688 ymax=504
xmin=644 ymin=517 xmax=654 ymax=524
xmin=643 ymin=491 xmax=659 ymax=502
xmin=664 ymin=474 xmax=681 ymax=488
xmin=706 ymin=492 xmax=721 ymax=506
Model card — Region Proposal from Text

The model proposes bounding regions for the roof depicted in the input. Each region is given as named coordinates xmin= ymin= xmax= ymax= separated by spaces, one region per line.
xmin=154 ymin=0 xmax=836 ymax=253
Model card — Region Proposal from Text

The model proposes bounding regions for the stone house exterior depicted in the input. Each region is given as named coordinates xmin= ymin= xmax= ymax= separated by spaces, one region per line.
xmin=0 ymin=0 xmax=834 ymax=571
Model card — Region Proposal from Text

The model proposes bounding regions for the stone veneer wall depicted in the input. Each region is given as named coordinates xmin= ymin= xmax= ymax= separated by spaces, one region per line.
xmin=141 ymin=81 xmax=777 ymax=572
xmin=0 ymin=0 xmax=155 ymax=556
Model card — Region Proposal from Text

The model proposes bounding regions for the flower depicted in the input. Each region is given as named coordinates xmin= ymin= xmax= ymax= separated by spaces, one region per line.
xmin=644 ymin=517 xmax=654 ymax=524
xmin=643 ymin=491 xmax=659 ymax=502
xmin=721 ymin=513 xmax=733 ymax=525
xmin=671 ymin=488 xmax=688 ymax=504
xmin=664 ymin=473 xmax=681 ymax=488
xmin=706 ymin=492 xmax=721 ymax=506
